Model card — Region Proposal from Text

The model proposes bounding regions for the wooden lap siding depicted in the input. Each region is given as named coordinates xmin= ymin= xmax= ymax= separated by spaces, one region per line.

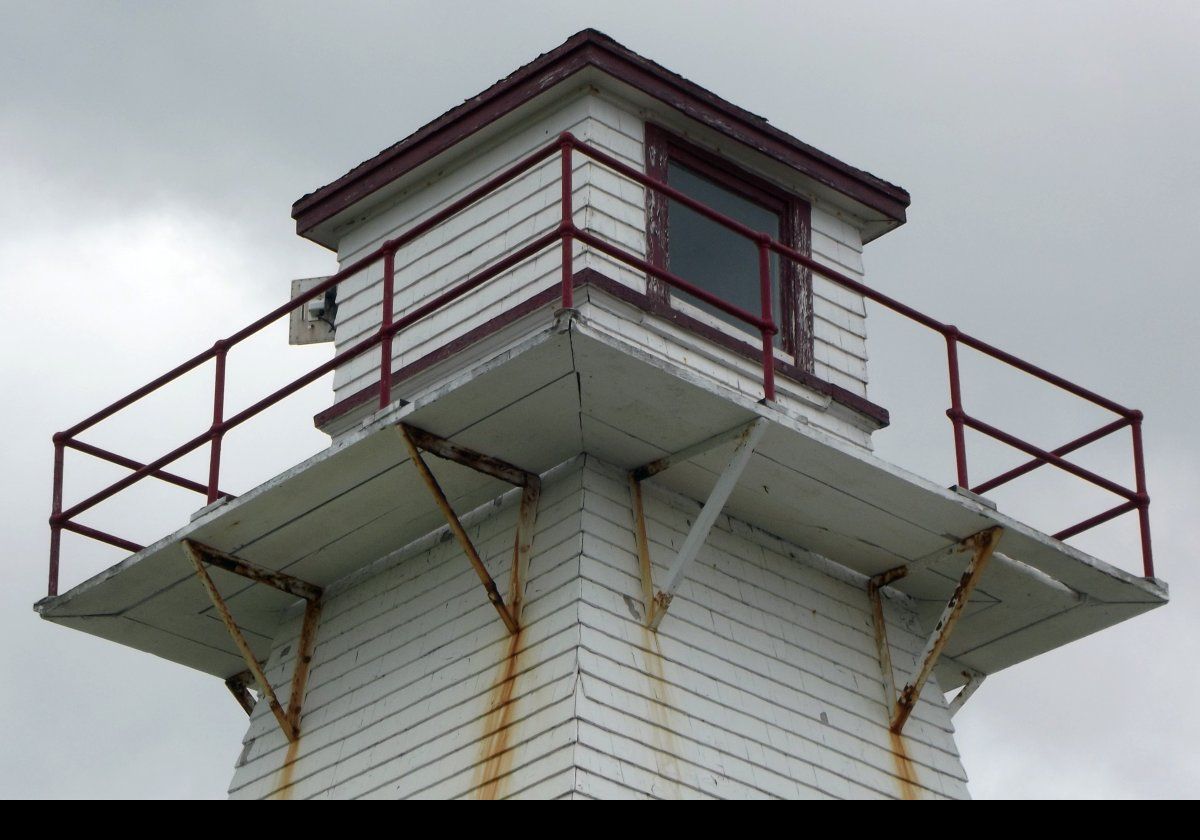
xmin=228 ymin=457 xmax=968 ymax=800
xmin=324 ymin=93 xmax=874 ymax=435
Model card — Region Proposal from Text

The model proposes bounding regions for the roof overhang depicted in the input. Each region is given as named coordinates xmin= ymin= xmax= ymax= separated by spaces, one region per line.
xmin=292 ymin=29 xmax=911 ymax=250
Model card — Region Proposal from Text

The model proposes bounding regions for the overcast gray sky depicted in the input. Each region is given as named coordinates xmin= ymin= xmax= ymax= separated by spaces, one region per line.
xmin=2 ymin=1 xmax=1196 ymax=799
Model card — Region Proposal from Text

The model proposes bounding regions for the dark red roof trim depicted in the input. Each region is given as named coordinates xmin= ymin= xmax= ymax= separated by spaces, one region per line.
xmin=293 ymin=30 xmax=909 ymax=244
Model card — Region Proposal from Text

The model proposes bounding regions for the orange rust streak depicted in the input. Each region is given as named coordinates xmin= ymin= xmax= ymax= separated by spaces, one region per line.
xmin=640 ymin=627 xmax=683 ymax=793
xmin=889 ymin=730 xmax=920 ymax=800
xmin=474 ymin=629 xmax=524 ymax=799
xmin=274 ymin=738 xmax=301 ymax=800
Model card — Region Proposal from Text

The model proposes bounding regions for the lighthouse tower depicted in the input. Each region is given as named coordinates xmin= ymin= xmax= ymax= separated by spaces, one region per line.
xmin=38 ymin=31 xmax=1166 ymax=799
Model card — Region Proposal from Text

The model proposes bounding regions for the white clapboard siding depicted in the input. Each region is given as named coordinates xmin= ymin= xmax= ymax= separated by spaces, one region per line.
xmin=228 ymin=459 xmax=589 ymax=801
xmin=228 ymin=456 xmax=967 ymax=799
xmin=321 ymin=90 xmax=877 ymax=440
xmin=575 ymin=285 xmax=877 ymax=447
xmin=328 ymin=94 xmax=644 ymax=406
xmin=577 ymin=465 xmax=967 ymax=779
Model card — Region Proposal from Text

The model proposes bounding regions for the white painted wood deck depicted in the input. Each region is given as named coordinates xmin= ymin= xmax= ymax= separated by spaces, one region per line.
xmin=37 ymin=317 xmax=1165 ymax=799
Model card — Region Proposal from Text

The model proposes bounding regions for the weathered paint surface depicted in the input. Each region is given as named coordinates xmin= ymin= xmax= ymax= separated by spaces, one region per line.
xmin=228 ymin=457 xmax=969 ymax=799
xmin=274 ymin=738 xmax=301 ymax=801
xmin=321 ymin=88 xmax=877 ymax=447
xmin=473 ymin=629 xmax=525 ymax=799
xmin=889 ymin=731 xmax=920 ymax=800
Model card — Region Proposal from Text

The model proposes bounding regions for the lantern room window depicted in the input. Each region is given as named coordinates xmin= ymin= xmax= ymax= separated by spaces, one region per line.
xmin=646 ymin=125 xmax=814 ymax=371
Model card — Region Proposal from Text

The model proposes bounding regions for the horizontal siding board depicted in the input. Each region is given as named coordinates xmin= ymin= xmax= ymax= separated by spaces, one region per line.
xmin=811 ymin=233 xmax=865 ymax=276
xmin=814 ymin=274 xmax=868 ymax=316
xmin=577 ymin=669 xmax=829 ymax=799
xmin=577 ymin=578 xmax=963 ymax=786
xmin=577 ymin=711 xmax=785 ymax=800
xmin=815 ymin=299 xmax=869 ymax=338
xmin=814 ymin=314 xmax=869 ymax=356
xmin=580 ymin=528 xmax=959 ymax=753
xmin=337 ymin=672 xmax=578 ymax=800
xmin=229 ymin=451 xmax=967 ymax=799
xmin=581 ymin=464 xmax=935 ymax=660
xmin=230 ymin=595 xmax=582 ymax=798
xmin=235 ymin=545 xmax=582 ymax=766
xmin=572 ymin=767 xmax=653 ymax=799
xmin=229 ymin=464 xmax=589 ymax=798
xmin=577 ymin=635 xmax=949 ymax=799
xmin=326 ymin=95 xmax=658 ymax=407
xmin=319 ymin=89 xmax=875 ymax=429
xmin=243 ymin=491 xmax=584 ymax=737
xmin=814 ymin=340 xmax=869 ymax=382
xmin=487 ymin=744 xmax=579 ymax=800
xmin=305 ymin=463 xmax=583 ymax=657
xmin=577 ymin=294 xmax=873 ymax=445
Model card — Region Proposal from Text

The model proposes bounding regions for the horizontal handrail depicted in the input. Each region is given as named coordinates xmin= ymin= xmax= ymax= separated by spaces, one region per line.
xmin=47 ymin=132 xmax=1154 ymax=598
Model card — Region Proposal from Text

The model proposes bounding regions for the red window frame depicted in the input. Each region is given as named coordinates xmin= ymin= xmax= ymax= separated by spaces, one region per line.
xmin=644 ymin=124 xmax=815 ymax=372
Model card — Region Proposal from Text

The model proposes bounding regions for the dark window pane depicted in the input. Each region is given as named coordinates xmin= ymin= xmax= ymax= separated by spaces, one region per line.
xmin=667 ymin=162 xmax=781 ymax=344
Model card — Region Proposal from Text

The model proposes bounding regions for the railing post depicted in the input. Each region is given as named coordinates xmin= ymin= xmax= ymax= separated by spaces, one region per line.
xmin=560 ymin=136 xmax=574 ymax=309
xmin=757 ymin=237 xmax=776 ymax=402
xmin=944 ymin=327 xmax=969 ymax=489
xmin=1129 ymin=411 xmax=1154 ymax=578
xmin=207 ymin=342 xmax=227 ymax=504
xmin=49 ymin=435 xmax=64 ymax=596
xmin=380 ymin=244 xmax=396 ymax=409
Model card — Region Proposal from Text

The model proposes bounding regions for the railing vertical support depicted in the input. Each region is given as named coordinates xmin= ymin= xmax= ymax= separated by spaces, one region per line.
xmin=380 ymin=245 xmax=396 ymax=409
xmin=49 ymin=436 xmax=64 ymax=596
xmin=207 ymin=343 xmax=227 ymax=504
xmin=758 ymin=237 xmax=776 ymax=402
xmin=944 ymin=328 xmax=969 ymax=489
xmin=1130 ymin=412 xmax=1154 ymax=578
xmin=560 ymin=138 xmax=574 ymax=309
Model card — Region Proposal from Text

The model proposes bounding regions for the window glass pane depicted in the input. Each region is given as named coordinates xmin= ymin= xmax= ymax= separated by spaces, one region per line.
xmin=667 ymin=162 xmax=781 ymax=345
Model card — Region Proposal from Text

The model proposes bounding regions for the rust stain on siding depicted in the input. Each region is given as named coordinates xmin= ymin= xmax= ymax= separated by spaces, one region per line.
xmin=888 ymin=730 xmax=920 ymax=800
xmin=640 ymin=627 xmax=684 ymax=794
xmin=473 ymin=629 xmax=524 ymax=799
xmin=273 ymin=738 xmax=301 ymax=800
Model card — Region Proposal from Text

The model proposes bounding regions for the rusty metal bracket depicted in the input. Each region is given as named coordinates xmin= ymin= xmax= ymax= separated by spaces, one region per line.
xmin=628 ymin=418 xmax=767 ymax=630
xmin=397 ymin=424 xmax=542 ymax=635
xmin=183 ymin=539 xmax=323 ymax=742
xmin=225 ymin=669 xmax=257 ymax=716
xmin=867 ymin=526 xmax=1002 ymax=733
xmin=947 ymin=670 xmax=986 ymax=718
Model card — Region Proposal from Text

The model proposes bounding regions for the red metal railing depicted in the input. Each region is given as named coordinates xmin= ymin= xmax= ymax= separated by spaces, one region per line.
xmin=46 ymin=133 xmax=1154 ymax=596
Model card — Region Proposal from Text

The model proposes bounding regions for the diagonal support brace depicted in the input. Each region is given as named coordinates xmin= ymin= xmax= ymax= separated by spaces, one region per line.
xmin=225 ymin=670 xmax=257 ymax=716
xmin=398 ymin=424 xmax=542 ymax=635
xmin=947 ymin=670 xmax=987 ymax=717
xmin=628 ymin=418 xmax=768 ymax=630
xmin=868 ymin=526 xmax=1002 ymax=733
xmin=183 ymin=539 xmax=323 ymax=742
